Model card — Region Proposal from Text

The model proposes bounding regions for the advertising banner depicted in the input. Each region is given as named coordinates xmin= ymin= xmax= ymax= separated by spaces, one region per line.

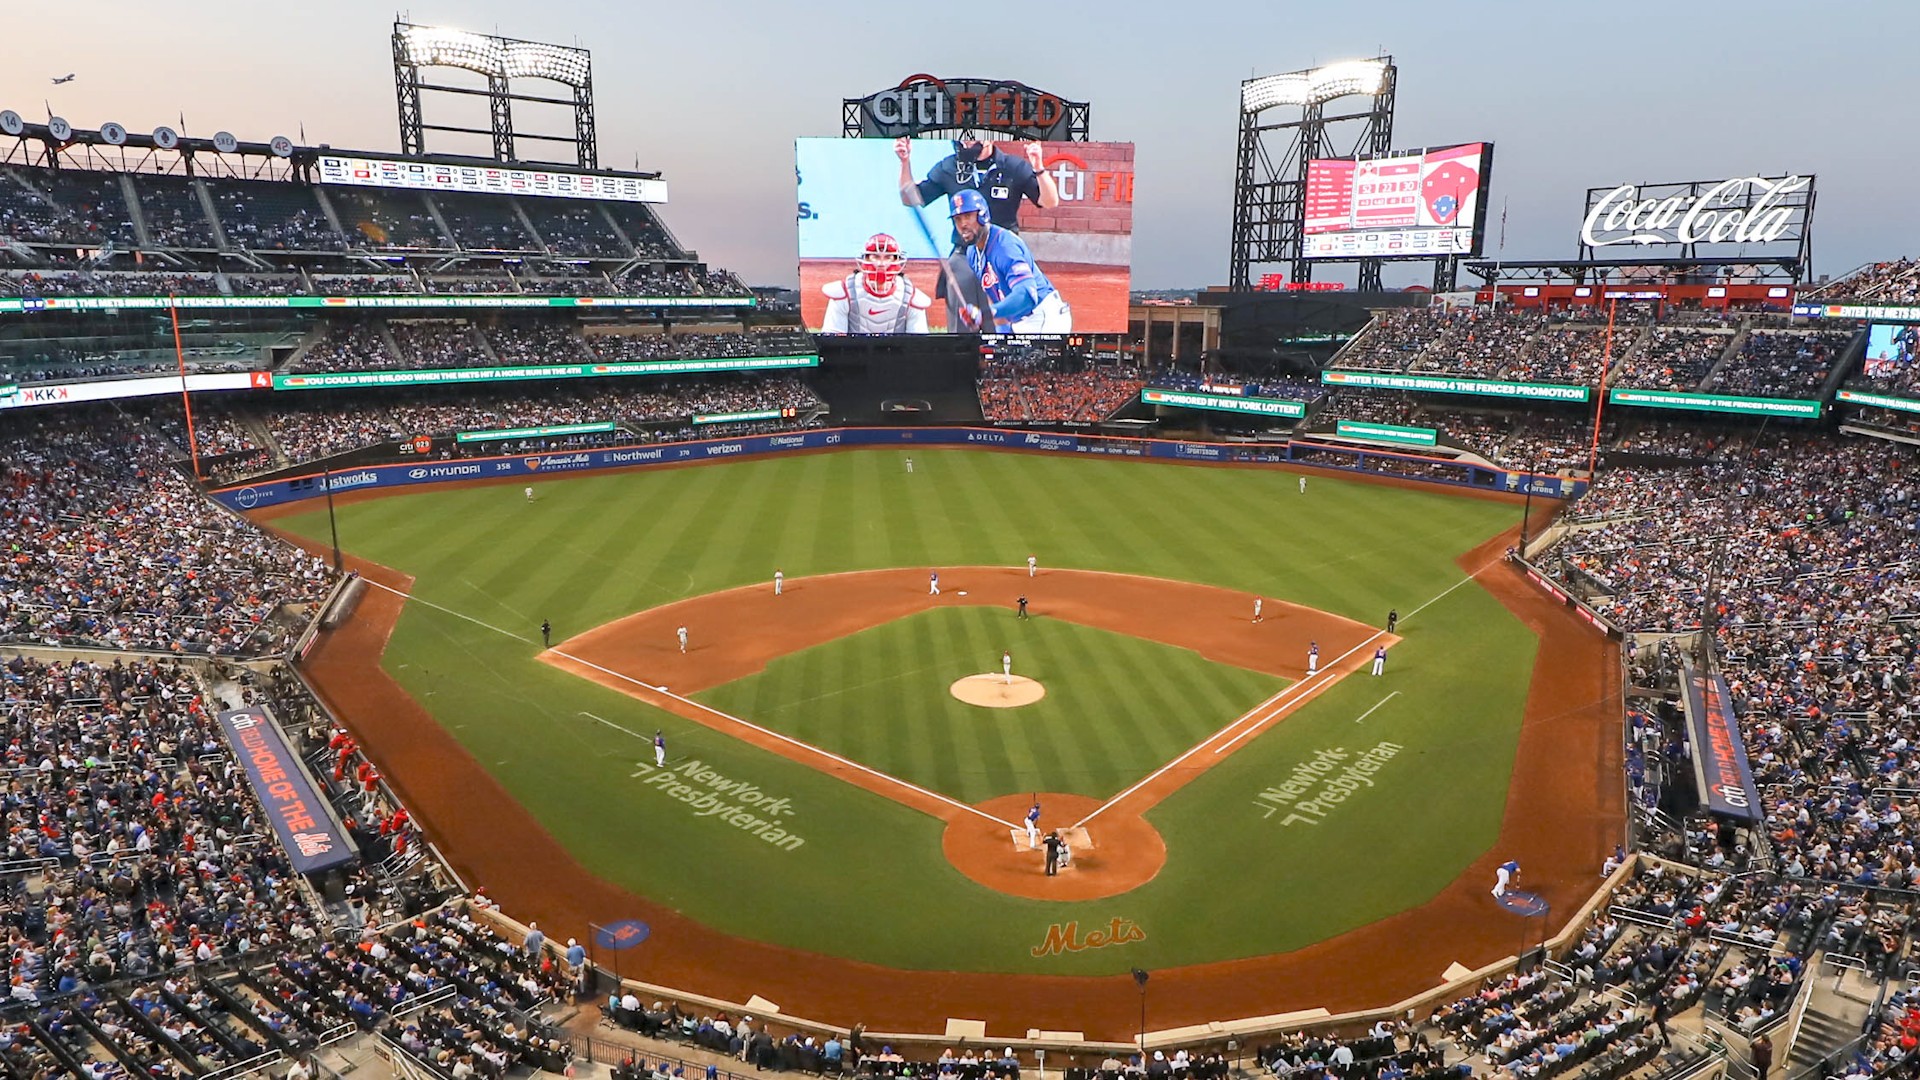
xmin=1796 ymin=302 xmax=1920 ymax=323
xmin=693 ymin=408 xmax=798 ymax=425
xmin=1583 ymin=175 xmax=1813 ymax=253
xmin=0 ymin=295 xmax=746 ymax=314
xmin=1606 ymin=387 xmax=1821 ymax=419
xmin=1335 ymin=420 xmax=1438 ymax=447
xmin=271 ymin=355 xmax=818 ymax=391
xmin=1837 ymin=389 xmax=1920 ymax=415
xmin=1139 ymin=388 xmax=1308 ymax=418
xmin=316 ymin=154 xmax=667 ymax=203
xmin=215 ymin=707 xmax=358 ymax=875
xmin=796 ymin=137 xmax=1131 ymax=334
xmin=1321 ymin=370 xmax=1590 ymax=402
xmin=843 ymin=76 xmax=1083 ymax=141
xmin=0 ymin=372 xmax=262 ymax=410
xmin=1303 ymin=143 xmax=1492 ymax=259
xmin=1680 ymin=667 xmax=1763 ymax=823
xmin=456 ymin=422 xmax=618 ymax=443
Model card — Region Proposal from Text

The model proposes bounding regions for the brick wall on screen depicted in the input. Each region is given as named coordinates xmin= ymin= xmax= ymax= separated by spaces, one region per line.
xmin=1014 ymin=142 xmax=1134 ymax=236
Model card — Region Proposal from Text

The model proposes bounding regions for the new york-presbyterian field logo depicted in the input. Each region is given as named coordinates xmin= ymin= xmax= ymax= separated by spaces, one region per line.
xmin=1031 ymin=917 xmax=1145 ymax=958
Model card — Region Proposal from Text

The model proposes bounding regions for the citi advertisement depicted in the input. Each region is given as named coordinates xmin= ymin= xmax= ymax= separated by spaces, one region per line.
xmin=795 ymin=137 xmax=1132 ymax=335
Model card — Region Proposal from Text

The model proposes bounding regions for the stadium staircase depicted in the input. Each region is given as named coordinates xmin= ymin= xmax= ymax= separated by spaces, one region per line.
xmin=311 ymin=187 xmax=353 ymax=245
xmin=1697 ymin=323 xmax=1754 ymax=392
xmin=1781 ymin=960 xmax=1873 ymax=1079
xmin=376 ymin=319 xmax=407 ymax=366
xmin=511 ymin=200 xmax=553 ymax=257
xmin=1814 ymin=328 xmax=1870 ymax=401
xmin=419 ymin=195 xmax=461 ymax=252
xmin=1604 ymin=325 xmax=1655 ymax=389
xmin=598 ymin=203 xmax=641 ymax=258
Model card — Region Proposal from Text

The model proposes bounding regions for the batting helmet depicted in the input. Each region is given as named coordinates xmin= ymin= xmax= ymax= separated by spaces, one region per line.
xmin=858 ymin=233 xmax=905 ymax=296
xmin=949 ymin=187 xmax=991 ymax=222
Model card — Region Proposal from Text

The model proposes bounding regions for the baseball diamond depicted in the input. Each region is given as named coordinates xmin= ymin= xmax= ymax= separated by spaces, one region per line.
xmin=260 ymin=447 xmax=1620 ymax=1035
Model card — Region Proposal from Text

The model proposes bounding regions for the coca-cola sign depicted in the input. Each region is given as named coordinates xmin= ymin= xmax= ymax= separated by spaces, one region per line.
xmin=1581 ymin=174 xmax=1814 ymax=250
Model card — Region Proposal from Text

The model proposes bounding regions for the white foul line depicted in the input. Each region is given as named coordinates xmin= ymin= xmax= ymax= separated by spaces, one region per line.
xmin=580 ymin=711 xmax=651 ymax=743
xmin=551 ymin=648 xmax=1021 ymax=831
xmin=1074 ymin=552 xmax=1503 ymax=830
xmin=1353 ymin=691 xmax=1400 ymax=724
xmin=363 ymin=579 xmax=533 ymax=643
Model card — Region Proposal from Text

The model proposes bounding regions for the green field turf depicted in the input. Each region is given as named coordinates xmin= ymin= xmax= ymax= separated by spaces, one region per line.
xmin=697 ymin=606 xmax=1287 ymax=804
xmin=273 ymin=449 xmax=1538 ymax=975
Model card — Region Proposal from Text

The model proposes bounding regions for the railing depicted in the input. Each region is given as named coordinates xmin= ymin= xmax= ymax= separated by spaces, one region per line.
xmin=389 ymin=982 xmax=457 ymax=1019
xmin=201 ymin=1049 xmax=286 ymax=1080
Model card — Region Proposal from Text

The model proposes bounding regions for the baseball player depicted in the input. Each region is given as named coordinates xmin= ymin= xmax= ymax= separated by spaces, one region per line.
xmin=1253 ymin=598 xmax=1264 ymax=623
xmin=905 ymin=456 xmax=914 ymax=473
xmin=1372 ymin=645 xmax=1387 ymax=676
xmin=677 ymin=626 xmax=689 ymax=654
xmin=929 ymin=571 xmax=940 ymax=596
xmin=949 ymin=189 xmax=1071 ymax=334
xmin=1299 ymin=475 xmax=1307 ymax=495
xmin=774 ymin=570 xmax=784 ymax=596
xmin=1308 ymin=641 xmax=1319 ymax=675
xmin=820 ymin=233 xmax=931 ymax=334
xmin=1025 ymin=801 xmax=1041 ymax=849
xmin=1003 ymin=650 xmax=1013 ymax=686
xmin=1027 ymin=554 xmax=1038 ymax=577
xmin=525 ymin=486 xmax=535 ymax=502
xmin=654 ymin=729 xmax=666 ymax=768
xmin=1493 ymin=859 xmax=1520 ymax=898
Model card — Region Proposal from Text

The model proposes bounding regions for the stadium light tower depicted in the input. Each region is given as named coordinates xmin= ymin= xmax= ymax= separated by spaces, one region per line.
xmin=1229 ymin=57 xmax=1395 ymax=291
xmin=392 ymin=21 xmax=598 ymax=167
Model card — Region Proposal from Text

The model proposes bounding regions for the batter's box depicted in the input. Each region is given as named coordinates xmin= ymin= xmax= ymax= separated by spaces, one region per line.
xmin=1009 ymin=825 xmax=1093 ymax=868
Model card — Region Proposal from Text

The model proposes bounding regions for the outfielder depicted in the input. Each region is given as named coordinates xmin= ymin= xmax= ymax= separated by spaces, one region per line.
xmin=654 ymin=730 xmax=666 ymax=768
xmin=1299 ymin=475 xmax=1307 ymax=494
xmin=1308 ymin=641 xmax=1319 ymax=675
xmin=774 ymin=570 xmax=784 ymax=596
xmin=525 ymin=486 xmax=534 ymax=502
xmin=1003 ymin=649 xmax=1013 ymax=686
xmin=1493 ymin=859 xmax=1520 ymax=898
xmin=677 ymin=626 xmax=689 ymax=654
xmin=819 ymin=233 xmax=931 ymax=334
xmin=949 ymin=190 xmax=1071 ymax=334
xmin=1025 ymin=801 xmax=1041 ymax=849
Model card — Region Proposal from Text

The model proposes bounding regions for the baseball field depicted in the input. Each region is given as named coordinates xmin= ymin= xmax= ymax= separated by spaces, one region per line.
xmin=264 ymin=447 xmax=1621 ymax=1037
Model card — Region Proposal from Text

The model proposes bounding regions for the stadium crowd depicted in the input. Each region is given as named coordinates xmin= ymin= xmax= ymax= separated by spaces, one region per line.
xmin=977 ymin=360 xmax=1145 ymax=423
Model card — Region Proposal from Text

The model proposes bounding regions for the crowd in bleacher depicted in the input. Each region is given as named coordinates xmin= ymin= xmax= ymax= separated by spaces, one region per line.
xmin=1611 ymin=329 xmax=1733 ymax=392
xmin=1811 ymin=259 xmax=1920 ymax=305
xmin=291 ymin=320 xmax=809 ymax=374
xmin=1710 ymin=330 xmax=1852 ymax=397
xmin=977 ymin=360 xmax=1145 ymax=423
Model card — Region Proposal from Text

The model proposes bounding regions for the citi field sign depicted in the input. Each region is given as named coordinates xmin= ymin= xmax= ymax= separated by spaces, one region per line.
xmin=1581 ymin=174 xmax=1813 ymax=249
xmin=847 ymin=75 xmax=1083 ymax=140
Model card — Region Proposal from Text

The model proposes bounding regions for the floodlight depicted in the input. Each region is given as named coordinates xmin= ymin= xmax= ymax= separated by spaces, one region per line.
xmin=502 ymin=42 xmax=591 ymax=87
xmin=1240 ymin=59 xmax=1390 ymax=112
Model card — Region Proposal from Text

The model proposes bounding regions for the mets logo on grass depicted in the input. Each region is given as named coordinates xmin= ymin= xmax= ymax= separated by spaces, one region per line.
xmin=1030 ymin=917 xmax=1145 ymax=958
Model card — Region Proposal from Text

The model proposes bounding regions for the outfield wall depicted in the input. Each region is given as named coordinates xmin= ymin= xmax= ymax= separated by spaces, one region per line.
xmin=211 ymin=426 xmax=1585 ymax=510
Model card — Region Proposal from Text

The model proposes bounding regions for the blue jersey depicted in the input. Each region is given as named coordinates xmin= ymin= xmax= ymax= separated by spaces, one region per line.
xmin=1026 ymin=804 xmax=1041 ymax=825
xmin=964 ymin=226 xmax=1056 ymax=327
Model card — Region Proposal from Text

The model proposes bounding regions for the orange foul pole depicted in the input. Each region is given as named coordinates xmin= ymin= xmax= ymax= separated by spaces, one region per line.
xmin=170 ymin=295 xmax=203 ymax=480
xmin=1585 ymin=297 xmax=1617 ymax=477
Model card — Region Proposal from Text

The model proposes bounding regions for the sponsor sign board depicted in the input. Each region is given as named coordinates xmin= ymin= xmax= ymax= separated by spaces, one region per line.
xmin=456 ymin=422 xmax=618 ymax=444
xmin=1335 ymin=420 xmax=1438 ymax=447
xmin=215 ymin=707 xmax=357 ymax=874
xmin=1606 ymin=387 xmax=1821 ymax=419
xmin=1321 ymin=370 xmax=1590 ymax=402
xmin=272 ymin=355 xmax=818 ymax=391
xmin=1139 ymin=388 xmax=1308 ymax=418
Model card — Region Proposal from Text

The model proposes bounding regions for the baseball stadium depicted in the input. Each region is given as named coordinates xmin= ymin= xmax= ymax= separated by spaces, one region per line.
xmin=1 ymin=13 xmax=1917 ymax=1080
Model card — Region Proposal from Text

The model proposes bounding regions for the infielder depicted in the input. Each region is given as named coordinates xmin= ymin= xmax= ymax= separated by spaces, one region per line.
xmin=774 ymin=570 xmax=784 ymax=596
xmin=677 ymin=626 xmax=689 ymax=654
xmin=1372 ymin=645 xmax=1387 ymax=676
xmin=1003 ymin=649 xmax=1013 ymax=686
xmin=929 ymin=571 xmax=940 ymax=596
xmin=653 ymin=730 xmax=666 ymax=768
xmin=819 ymin=233 xmax=931 ymax=334
xmin=1253 ymin=597 xmax=1264 ymax=623
xmin=1308 ymin=641 xmax=1319 ymax=675
xmin=1025 ymin=801 xmax=1041 ymax=849
xmin=949 ymin=189 xmax=1071 ymax=334
xmin=1492 ymin=859 xmax=1520 ymax=898
xmin=1027 ymin=554 xmax=1038 ymax=577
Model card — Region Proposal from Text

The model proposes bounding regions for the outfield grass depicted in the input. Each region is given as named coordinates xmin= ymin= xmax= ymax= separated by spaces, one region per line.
xmin=697 ymin=606 xmax=1287 ymax=804
xmin=274 ymin=449 xmax=1534 ymax=974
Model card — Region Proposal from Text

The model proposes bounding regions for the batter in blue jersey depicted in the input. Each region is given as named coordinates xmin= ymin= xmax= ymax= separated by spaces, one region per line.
xmin=949 ymin=189 xmax=1073 ymax=334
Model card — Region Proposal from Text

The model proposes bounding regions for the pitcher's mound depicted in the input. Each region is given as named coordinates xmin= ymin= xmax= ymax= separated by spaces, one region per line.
xmin=951 ymin=674 xmax=1045 ymax=707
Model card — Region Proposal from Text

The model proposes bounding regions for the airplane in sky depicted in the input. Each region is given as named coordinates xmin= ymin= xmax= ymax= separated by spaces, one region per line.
xmin=51 ymin=74 xmax=75 ymax=85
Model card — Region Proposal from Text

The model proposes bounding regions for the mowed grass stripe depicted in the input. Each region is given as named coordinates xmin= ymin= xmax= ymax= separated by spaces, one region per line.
xmin=696 ymin=606 xmax=1287 ymax=805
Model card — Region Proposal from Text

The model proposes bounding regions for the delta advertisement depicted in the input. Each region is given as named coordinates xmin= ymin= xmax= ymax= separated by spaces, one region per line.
xmin=213 ymin=427 xmax=1585 ymax=513
xmin=795 ymin=137 xmax=1132 ymax=335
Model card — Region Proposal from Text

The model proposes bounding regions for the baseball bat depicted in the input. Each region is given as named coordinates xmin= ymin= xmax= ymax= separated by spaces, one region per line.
xmin=904 ymin=199 xmax=983 ymax=332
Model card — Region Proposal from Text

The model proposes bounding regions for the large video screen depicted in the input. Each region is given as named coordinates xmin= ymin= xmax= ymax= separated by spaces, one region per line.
xmin=1864 ymin=323 xmax=1920 ymax=381
xmin=796 ymin=137 xmax=1133 ymax=335
xmin=1303 ymin=143 xmax=1492 ymax=259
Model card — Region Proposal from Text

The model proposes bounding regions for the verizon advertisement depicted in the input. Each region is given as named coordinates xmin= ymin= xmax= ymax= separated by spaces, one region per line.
xmin=1303 ymin=143 xmax=1492 ymax=259
xmin=1581 ymin=175 xmax=1812 ymax=251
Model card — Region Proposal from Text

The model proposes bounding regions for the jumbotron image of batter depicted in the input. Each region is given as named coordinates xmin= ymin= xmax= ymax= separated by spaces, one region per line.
xmin=819 ymin=232 xmax=932 ymax=334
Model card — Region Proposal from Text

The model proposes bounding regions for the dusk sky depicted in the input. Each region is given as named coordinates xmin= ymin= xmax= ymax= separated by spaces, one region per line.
xmin=11 ymin=1 xmax=1913 ymax=289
